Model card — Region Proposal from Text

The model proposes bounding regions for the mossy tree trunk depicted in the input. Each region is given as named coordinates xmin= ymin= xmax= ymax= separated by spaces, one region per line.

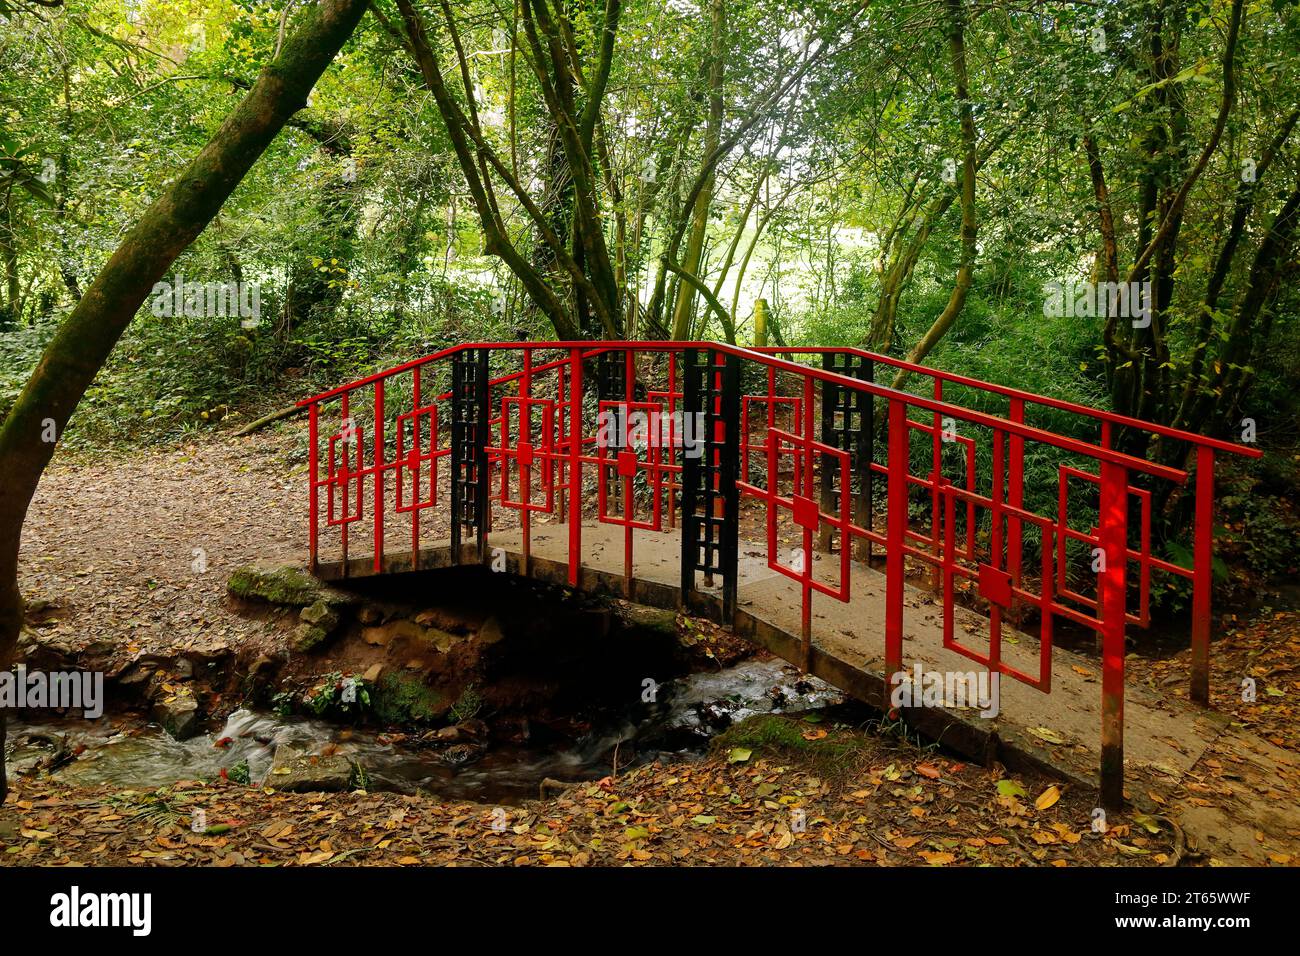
xmin=0 ymin=0 xmax=370 ymax=805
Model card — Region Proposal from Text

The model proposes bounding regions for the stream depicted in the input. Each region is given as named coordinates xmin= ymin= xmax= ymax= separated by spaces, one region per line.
xmin=5 ymin=658 xmax=842 ymax=804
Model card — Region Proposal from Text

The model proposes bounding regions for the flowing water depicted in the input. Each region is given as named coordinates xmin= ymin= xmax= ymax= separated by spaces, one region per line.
xmin=5 ymin=658 xmax=842 ymax=804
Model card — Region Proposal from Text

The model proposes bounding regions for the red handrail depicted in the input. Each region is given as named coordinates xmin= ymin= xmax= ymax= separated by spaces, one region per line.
xmin=299 ymin=340 xmax=1189 ymax=481
xmin=299 ymin=339 xmax=1258 ymax=804
xmin=752 ymin=345 xmax=1259 ymax=460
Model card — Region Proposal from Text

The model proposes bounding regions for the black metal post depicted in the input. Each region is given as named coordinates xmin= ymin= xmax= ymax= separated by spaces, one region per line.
xmin=450 ymin=348 xmax=490 ymax=564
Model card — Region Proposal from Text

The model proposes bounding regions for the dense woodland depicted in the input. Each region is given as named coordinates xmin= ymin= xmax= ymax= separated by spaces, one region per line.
xmin=0 ymin=0 xmax=1296 ymax=863
xmin=1 ymin=0 xmax=1298 ymax=626
xmin=0 ymin=0 xmax=1293 ymax=427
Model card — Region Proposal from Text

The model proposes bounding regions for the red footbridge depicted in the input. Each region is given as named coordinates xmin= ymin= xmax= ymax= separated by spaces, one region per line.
xmin=298 ymin=342 xmax=1258 ymax=806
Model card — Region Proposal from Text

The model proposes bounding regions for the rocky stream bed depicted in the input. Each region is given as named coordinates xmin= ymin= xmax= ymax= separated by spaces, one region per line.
xmin=7 ymin=563 xmax=842 ymax=804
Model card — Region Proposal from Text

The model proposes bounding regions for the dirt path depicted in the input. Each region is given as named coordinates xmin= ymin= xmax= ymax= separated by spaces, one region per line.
xmin=19 ymin=431 xmax=306 ymax=665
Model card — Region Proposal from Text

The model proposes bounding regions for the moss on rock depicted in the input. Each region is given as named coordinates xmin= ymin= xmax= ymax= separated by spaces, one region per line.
xmin=300 ymin=600 xmax=340 ymax=630
xmin=227 ymin=565 xmax=354 ymax=608
xmin=371 ymin=672 xmax=448 ymax=725
xmin=290 ymin=622 xmax=331 ymax=653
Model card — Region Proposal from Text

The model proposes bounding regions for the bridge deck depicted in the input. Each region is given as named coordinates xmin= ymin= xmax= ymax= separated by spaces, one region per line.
xmin=314 ymin=521 xmax=1229 ymax=793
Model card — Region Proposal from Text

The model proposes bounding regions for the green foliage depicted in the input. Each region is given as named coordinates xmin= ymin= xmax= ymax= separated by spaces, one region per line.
xmin=712 ymin=713 xmax=876 ymax=776
xmin=713 ymin=713 xmax=810 ymax=751
xmin=371 ymin=672 xmax=446 ymax=726
xmin=1216 ymin=463 xmax=1300 ymax=580
xmin=0 ymin=316 xmax=56 ymax=421
xmin=0 ymin=0 xmax=1295 ymax=652
xmin=448 ymin=683 xmax=485 ymax=723
xmin=304 ymin=672 xmax=371 ymax=719
xmin=226 ymin=760 xmax=252 ymax=786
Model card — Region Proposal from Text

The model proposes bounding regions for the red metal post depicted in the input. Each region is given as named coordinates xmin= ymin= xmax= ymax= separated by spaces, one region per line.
xmin=567 ymin=347 xmax=583 ymax=587
xmin=521 ymin=352 xmax=532 ymax=577
xmin=885 ymin=398 xmax=907 ymax=689
xmin=340 ymin=391 xmax=350 ymax=573
xmin=988 ymin=429 xmax=1004 ymax=674
xmin=1099 ymin=458 xmax=1129 ymax=810
xmin=373 ymin=379 xmax=385 ymax=573
xmin=624 ymin=348 xmax=635 ymax=596
xmin=411 ymin=367 xmax=421 ymax=571
xmin=1007 ymin=397 xmax=1025 ymax=619
xmin=802 ymin=376 xmax=816 ymax=669
xmin=308 ymin=402 xmax=319 ymax=571
xmin=1191 ymin=446 xmax=1215 ymax=706
xmin=556 ymin=361 xmax=567 ymax=524
xmin=930 ymin=379 xmax=942 ymax=590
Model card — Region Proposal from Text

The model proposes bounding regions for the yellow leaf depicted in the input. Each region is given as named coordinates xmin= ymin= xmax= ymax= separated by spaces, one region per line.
xmin=1028 ymin=726 xmax=1067 ymax=745
xmin=1131 ymin=813 xmax=1162 ymax=834
xmin=1034 ymin=786 xmax=1061 ymax=811
xmin=918 ymin=850 xmax=955 ymax=865
xmin=1052 ymin=823 xmax=1082 ymax=844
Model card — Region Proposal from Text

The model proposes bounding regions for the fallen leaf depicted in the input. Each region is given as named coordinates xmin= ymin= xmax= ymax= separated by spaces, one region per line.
xmin=1027 ymin=726 xmax=1067 ymax=745
xmin=1131 ymin=813 xmax=1162 ymax=835
xmin=918 ymin=850 xmax=955 ymax=865
xmin=997 ymin=780 xmax=1027 ymax=798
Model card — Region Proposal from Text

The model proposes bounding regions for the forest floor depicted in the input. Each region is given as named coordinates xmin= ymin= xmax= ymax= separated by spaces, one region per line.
xmin=3 ymin=427 xmax=1299 ymax=866
xmin=15 ymin=428 xmax=310 ymax=668
xmin=1127 ymin=608 xmax=1300 ymax=757
xmin=3 ymin=719 xmax=1186 ymax=867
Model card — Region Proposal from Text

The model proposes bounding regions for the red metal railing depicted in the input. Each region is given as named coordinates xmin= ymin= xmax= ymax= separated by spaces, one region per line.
xmin=298 ymin=341 xmax=1260 ymax=806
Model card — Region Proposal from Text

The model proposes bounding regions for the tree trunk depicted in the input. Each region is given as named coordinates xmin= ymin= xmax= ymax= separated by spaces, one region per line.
xmin=864 ymin=124 xmax=1012 ymax=353
xmin=0 ymin=189 xmax=18 ymax=325
xmin=889 ymin=0 xmax=978 ymax=387
xmin=0 ymin=0 xmax=369 ymax=806
xmin=670 ymin=0 xmax=725 ymax=340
